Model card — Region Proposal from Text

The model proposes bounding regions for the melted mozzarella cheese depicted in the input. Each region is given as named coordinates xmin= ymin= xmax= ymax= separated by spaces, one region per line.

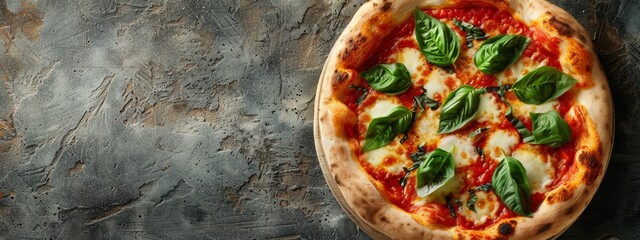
xmin=361 ymin=143 xmax=406 ymax=175
xmin=413 ymin=175 xmax=464 ymax=206
xmin=365 ymin=98 xmax=401 ymax=120
xmin=495 ymin=57 xmax=543 ymax=84
xmin=476 ymin=93 xmax=506 ymax=124
xmin=413 ymin=110 xmax=440 ymax=146
xmin=484 ymin=129 xmax=520 ymax=160
xmin=458 ymin=191 xmax=500 ymax=226
xmin=423 ymin=67 xmax=454 ymax=99
xmin=438 ymin=135 xmax=478 ymax=167
xmin=395 ymin=48 xmax=427 ymax=82
xmin=512 ymin=146 xmax=555 ymax=193
xmin=511 ymin=100 xmax=558 ymax=120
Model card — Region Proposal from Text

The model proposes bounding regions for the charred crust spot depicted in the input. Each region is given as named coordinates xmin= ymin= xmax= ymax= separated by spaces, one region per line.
xmin=498 ymin=222 xmax=514 ymax=235
xmin=340 ymin=34 xmax=368 ymax=61
xmin=330 ymin=163 xmax=338 ymax=169
xmin=547 ymin=188 xmax=573 ymax=203
xmin=578 ymin=34 xmax=587 ymax=43
xmin=381 ymin=2 xmax=392 ymax=12
xmin=547 ymin=15 xmax=575 ymax=36
xmin=332 ymin=70 xmax=349 ymax=83
xmin=537 ymin=223 xmax=552 ymax=234
xmin=579 ymin=151 xmax=602 ymax=185
xmin=564 ymin=205 xmax=575 ymax=215
xmin=379 ymin=215 xmax=390 ymax=223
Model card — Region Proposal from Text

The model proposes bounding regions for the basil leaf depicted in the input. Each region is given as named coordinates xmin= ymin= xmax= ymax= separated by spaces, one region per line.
xmin=512 ymin=66 xmax=578 ymax=104
xmin=525 ymin=111 xmax=572 ymax=148
xmin=410 ymin=144 xmax=427 ymax=162
xmin=469 ymin=127 xmax=489 ymax=138
xmin=438 ymin=85 xmax=485 ymax=133
xmin=416 ymin=148 xmax=455 ymax=197
xmin=363 ymin=106 xmax=414 ymax=152
xmin=474 ymin=34 xmax=530 ymax=74
xmin=413 ymin=87 xmax=440 ymax=115
xmin=453 ymin=18 xmax=488 ymax=48
xmin=504 ymin=102 xmax=533 ymax=139
xmin=492 ymin=156 xmax=532 ymax=217
xmin=360 ymin=63 xmax=412 ymax=95
xmin=348 ymin=84 xmax=369 ymax=105
xmin=467 ymin=190 xmax=478 ymax=212
xmin=476 ymin=183 xmax=492 ymax=192
xmin=445 ymin=194 xmax=457 ymax=218
xmin=414 ymin=9 xmax=461 ymax=67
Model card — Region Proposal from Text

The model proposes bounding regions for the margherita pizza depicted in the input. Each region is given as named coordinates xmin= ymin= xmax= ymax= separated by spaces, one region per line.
xmin=314 ymin=0 xmax=613 ymax=239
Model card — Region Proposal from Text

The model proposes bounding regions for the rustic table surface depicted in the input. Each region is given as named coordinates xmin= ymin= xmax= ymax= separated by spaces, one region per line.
xmin=0 ymin=0 xmax=637 ymax=239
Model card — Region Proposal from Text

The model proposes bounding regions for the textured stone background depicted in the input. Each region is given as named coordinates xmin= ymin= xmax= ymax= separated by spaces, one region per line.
xmin=0 ymin=0 xmax=637 ymax=239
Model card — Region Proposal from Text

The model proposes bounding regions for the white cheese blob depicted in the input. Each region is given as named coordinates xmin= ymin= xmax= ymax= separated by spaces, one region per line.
xmin=476 ymin=93 xmax=506 ymax=124
xmin=395 ymin=48 xmax=427 ymax=82
xmin=484 ymin=129 xmax=520 ymax=160
xmin=512 ymin=146 xmax=555 ymax=193
xmin=458 ymin=190 xmax=501 ymax=226
xmin=438 ymin=135 xmax=478 ymax=168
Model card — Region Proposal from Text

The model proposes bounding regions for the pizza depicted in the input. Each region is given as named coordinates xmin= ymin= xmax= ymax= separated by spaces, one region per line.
xmin=313 ymin=0 xmax=613 ymax=239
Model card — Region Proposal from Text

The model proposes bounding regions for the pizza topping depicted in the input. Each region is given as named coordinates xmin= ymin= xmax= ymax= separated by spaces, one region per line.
xmin=416 ymin=148 xmax=455 ymax=197
xmin=476 ymin=183 xmax=493 ymax=192
xmin=524 ymin=111 xmax=572 ymax=148
xmin=512 ymin=146 xmax=555 ymax=193
xmin=492 ymin=155 xmax=532 ymax=217
xmin=360 ymin=63 xmax=413 ymax=95
xmin=511 ymin=66 xmax=577 ymax=105
xmin=414 ymin=9 xmax=461 ymax=67
xmin=348 ymin=84 xmax=369 ymax=105
xmin=505 ymin=102 xmax=534 ymax=139
xmin=467 ymin=189 xmax=478 ymax=212
xmin=413 ymin=87 xmax=440 ymax=114
xmin=474 ymin=34 xmax=531 ymax=74
xmin=438 ymin=85 xmax=486 ymax=133
xmin=363 ymin=106 xmax=414 ymax=152
xmin=453 ymin=18 xmax=488 ymax=48
xmin=484 ymin=129 xmax=520 ymax=159
xmin=469 ymin=127 xmax=489 ymax=138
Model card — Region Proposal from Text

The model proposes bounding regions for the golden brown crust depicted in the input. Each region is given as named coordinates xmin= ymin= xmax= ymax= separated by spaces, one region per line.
xmin=314 ymin=0 xmax=613 ymax=239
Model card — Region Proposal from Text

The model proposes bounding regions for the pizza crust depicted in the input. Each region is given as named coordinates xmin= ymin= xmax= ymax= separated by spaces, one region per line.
xmin=314 ymin=0 xmax=613 ymax=239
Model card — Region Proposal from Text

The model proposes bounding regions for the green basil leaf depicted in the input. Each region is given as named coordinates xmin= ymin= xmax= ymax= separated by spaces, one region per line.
xmin=416 ymin=148 xmax=455 ymax=197
xmin=504 ymin=102 xmax=533 ymax=139
xmin=492 ymin=156 xmax=532 ymax=217
xmin=413 ymin=87 xmax=440 ymax=115
xmin=474 ymin=34 xmax=530 ymax=74
xmin=363 ymin=106 xmax=414 ymax=152
xmin=348 ymin=84 xmax=369 ymax=105
xmin=453 ymin=18 xmax=488 ymax=48
xmin=469 ymin=127 xmax=490 ymax=138
xmin=476 ymin=183 xmax=492 ymax=192
xmin=525 ymin=111 xmax=572 ymax=148
xmin=360 ymin=63 xmax=412 ymax=95
xmin=414 ymin=9 xmax=461 ymax=67
xmin=512 ymin=66 xmax=578 ymax=104
xmin=438 ymin=85 xmax=485 ymax=133
xmin=467 ymin=190 xmax=478 ymax=212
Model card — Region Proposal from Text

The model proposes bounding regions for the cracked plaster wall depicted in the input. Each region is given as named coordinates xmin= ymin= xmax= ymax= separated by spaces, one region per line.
xmin=0 ymin=0 xmax=637 ymax=239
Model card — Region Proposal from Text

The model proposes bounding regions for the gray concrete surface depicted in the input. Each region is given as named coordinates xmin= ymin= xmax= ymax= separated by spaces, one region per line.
xmin=0 ymin=0 xmax=637 ymax=239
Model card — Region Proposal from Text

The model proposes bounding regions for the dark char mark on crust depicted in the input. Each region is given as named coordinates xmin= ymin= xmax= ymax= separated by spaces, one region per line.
xmin=340 ymin=34 xmax=368 ymax=61
xmin=537 ymin=223 xmax=552 ymax=234
xmin=498 ymin=220 xmax=517 ymax=236
xmin=381 ymin=2 xmax=392 ymax=12
xmin=579 ymin=151 xmax=603 ymax=185
xmin=546 ymin=15 xmax=575 ymax=36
